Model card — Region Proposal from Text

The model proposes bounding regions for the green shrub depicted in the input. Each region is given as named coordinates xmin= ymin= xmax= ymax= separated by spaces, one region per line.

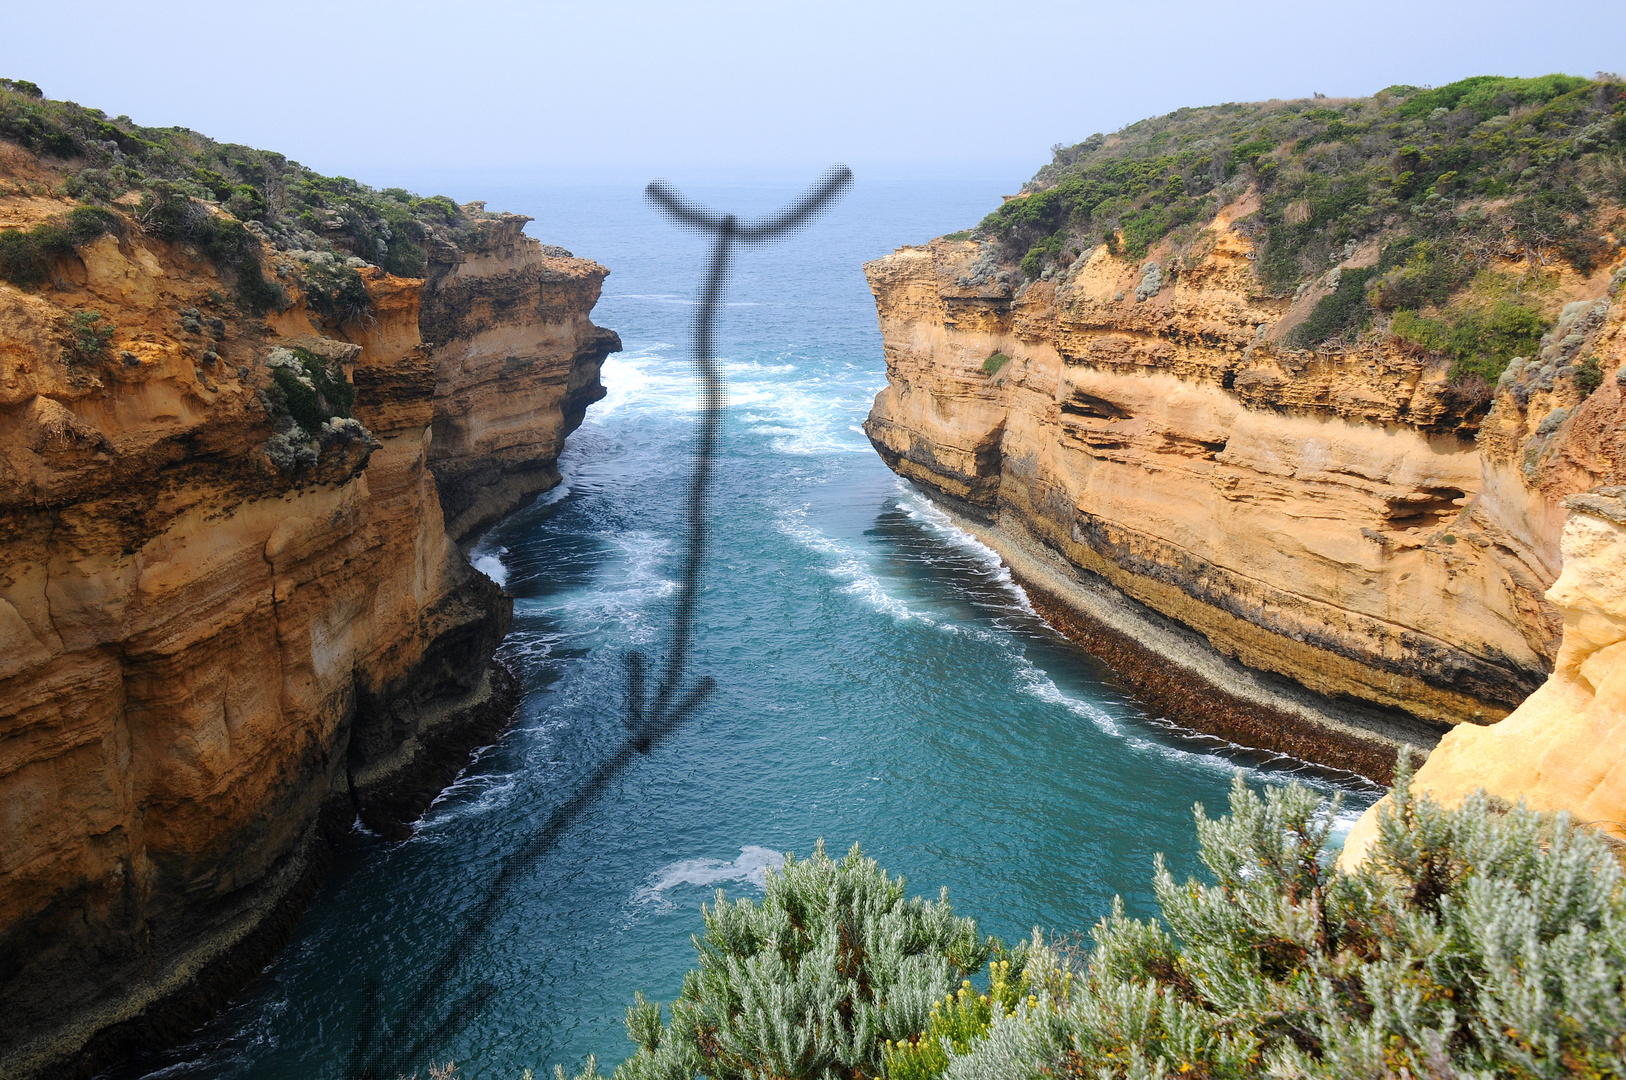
xmin=600 ymin=763 xmax=1626 ymax=1080
xmin=1392 ymin=297 xmax=1548 ymax=382
xmin=960 ymin=73 xmax=1621 ymax=317
xmin=1 ymin=78 xmax=44 ymax=99
xmin=267 ymin=346 xmax=353 ymax=435
xmin=66 ymin=308 xmax=114 ymax=360
xmin=881 ymin=960 xmax=1035 ymax=1080
xmin=982 ymin=352 xmax=1011 ymax=376
xmin=0 ymin=206 xmax=119 ymax=288
xmin=1576 ymin=356 xmax=1604 ymax=397
xmin=1396 ymin=73 xmax=1593 ymax=120
xmin=611 ymin=841 xmax=991 ymax=1080
xmin=299 ymin=257 xmax=372 ymax=323
xmin=1287 ymin=266 xmax=1375 ymax=347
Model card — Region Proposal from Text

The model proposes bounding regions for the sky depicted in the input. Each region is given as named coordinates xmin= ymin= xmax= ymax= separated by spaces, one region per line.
xmin=2 ymin=0 xmax=1622 ymax=191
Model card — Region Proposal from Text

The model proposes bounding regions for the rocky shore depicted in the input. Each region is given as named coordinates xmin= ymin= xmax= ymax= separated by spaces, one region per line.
xmin=0 ymin=143 xmax=616 ymax=1075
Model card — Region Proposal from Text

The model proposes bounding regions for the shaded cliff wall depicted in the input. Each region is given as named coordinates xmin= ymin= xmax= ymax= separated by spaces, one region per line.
xmin=422 ymin=215 xmax=619 ymax=543
xmin=0 ymin=194 xmax=612 ymax=1073
xmin=865 ymin=212 xmax=1625 ymax=751
xmin=1341 ymin=488 xmax=1626 ymax=861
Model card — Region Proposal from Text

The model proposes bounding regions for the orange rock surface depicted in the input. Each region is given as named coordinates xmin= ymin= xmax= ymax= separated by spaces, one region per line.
xmin=1341 ymin=487 xmax=1626 ymax=863
xmin=0 ymin=162 xmax=615 ymax=1075
xmin=864 ymin=213 xmax=1626 ymax=752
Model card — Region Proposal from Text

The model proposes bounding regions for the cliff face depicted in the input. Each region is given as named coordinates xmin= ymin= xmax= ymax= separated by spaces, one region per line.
xmin=0 ymin=185 xmax=613 ymax=1072
xmin=422 ymin=215 xmax=619 ymax=543
xmin=1341 ymin=487 xmax=1626 ymax=860
xmin=864 ymin=218 xmax=1625 ymax=758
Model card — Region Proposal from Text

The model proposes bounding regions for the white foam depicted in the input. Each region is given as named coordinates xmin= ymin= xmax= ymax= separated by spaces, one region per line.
xmin=471 ymin=551 xmax=508 ymax=588
xmin=894 ymin=483 xmax=1381 ymax=799
xmin=636 ymin=846 xmax=785 ymax=903
xmin=776 ymin=507 xmax=933 ymax=624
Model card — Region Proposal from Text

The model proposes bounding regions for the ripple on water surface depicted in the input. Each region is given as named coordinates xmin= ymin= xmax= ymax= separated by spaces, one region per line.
xmin=121 ymin=179 xmax=1378 ymax=1080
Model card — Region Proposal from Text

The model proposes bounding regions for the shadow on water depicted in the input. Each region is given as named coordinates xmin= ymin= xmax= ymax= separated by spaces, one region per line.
xmin=109 ymin=174 xmax=1380 ymax=1080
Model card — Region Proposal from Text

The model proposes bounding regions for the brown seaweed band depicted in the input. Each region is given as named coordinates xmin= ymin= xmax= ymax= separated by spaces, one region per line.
xmin=343 ymin=167 xmax=853 ymax=1078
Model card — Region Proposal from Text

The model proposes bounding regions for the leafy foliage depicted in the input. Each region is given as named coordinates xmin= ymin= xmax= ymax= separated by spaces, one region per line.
xmin=926 ymin=766 xmax=1626 ymax=1079
xmin=982 ymin=351 xmax=1011 ymax=376
xmin=265 ymin=347 xmax=354 ymax=435
xmin=882 ymin=960 xmax=1041 ymax=1080
xmin=65 ymin=308 xmax=115 ymax=360
xmin=1391 ymin=291 xmax=1549 ymax=382
xmin=1576 ymin=356 xmax=1605 ymax=397
xmin=612 ymin=841 xmax=992 ymax=1080
xmin=0 ymin=78 xmax=493 ymax=308
xmin=0 ymin=205 xmax=120 ymax=287
xmin=1287 ymin=266 xmax=1376 ymax=347
xmin=604 ymin=766 xmax=1626 ymax=1080
xmin=971 ymin=73 xmax=1624 ymax=307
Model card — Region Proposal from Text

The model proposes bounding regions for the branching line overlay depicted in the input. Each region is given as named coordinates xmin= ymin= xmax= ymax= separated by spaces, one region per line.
xmin=345 ymin=167 xmax=853 ymax=1078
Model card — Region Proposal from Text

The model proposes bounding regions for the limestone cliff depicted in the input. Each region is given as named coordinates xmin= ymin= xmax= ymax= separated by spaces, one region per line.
xmin=422 ymin=214 xmax=619 ymax=542
xmin=865 ymin=226 xmax=1625 ymax=774
xmin=1341 ymin=486 xmax=1626 ymax=860
xmin=0 ymin=153 xmax=614 ymax=1074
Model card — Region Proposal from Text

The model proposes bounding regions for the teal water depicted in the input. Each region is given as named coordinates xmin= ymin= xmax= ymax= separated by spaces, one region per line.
xmin=124 ymin=177 xmax=1377 ymax=1080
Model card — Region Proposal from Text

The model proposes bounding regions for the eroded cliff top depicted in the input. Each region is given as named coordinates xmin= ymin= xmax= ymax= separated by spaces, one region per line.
xmin=949 ymin=74 xmax=1623 ymax=395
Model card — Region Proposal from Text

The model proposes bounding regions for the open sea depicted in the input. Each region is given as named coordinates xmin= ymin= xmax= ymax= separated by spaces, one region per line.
xmin=122 ymin=174 xmax=1378 ymax=1080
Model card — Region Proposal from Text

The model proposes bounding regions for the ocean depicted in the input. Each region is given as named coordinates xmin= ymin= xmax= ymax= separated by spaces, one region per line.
xmin=121 ymin=174 xmax=1378 ymax=1080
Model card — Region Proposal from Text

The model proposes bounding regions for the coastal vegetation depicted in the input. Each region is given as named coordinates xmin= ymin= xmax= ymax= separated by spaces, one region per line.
xmin=0 ymin=77 xmax=482 ymax=312
xmin=586 ymin=765 xmax=1626 ymax=1080
xmin=974 ymin=74 xmax=1624 ymax=385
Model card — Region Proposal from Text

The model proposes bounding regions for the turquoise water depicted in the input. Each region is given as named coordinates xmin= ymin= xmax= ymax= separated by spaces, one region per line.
xmin=125 ymin=177 xmax=1377 ymax=1080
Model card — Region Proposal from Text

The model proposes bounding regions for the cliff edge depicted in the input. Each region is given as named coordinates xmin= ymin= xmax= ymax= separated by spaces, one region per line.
xmin=1341 ymin=487 xmax=1626 ymax=860
xmin=866 ymin=76 xmax=1626 ymax=777
xmin=0 ymin=85 xmax=615 ymax=1077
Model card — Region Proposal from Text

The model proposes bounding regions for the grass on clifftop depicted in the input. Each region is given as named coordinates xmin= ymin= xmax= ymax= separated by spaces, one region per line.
xmin=0 ymin=76 xmax=490 ymax=308
xmin=974 ymin=74 xmax=1625 ymax=381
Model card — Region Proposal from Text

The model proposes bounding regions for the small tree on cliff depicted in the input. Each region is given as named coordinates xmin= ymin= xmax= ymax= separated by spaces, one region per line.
xmin=583 ymin=764 xmax=1626 ymax=1080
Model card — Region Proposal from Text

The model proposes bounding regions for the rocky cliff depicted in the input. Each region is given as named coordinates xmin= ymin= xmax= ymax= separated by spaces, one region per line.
xmin=422 ymin=214 xmax=619 ymax=542
xmin=867 ymin=192 xmax=1624 ymax=778
xmin=1341 ymin=485 xmax=1626 ymax=859
xmin=0 ymin=137 xmax=615 ymax=1074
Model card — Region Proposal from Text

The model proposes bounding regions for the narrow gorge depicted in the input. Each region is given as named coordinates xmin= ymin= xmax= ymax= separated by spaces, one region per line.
xmin=0 ymin=98 xmax=617 ymax=1078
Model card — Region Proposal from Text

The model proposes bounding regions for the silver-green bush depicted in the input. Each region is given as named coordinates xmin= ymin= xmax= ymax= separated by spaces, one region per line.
xmin=590 ymin=762 xmax=1626 ymax=1080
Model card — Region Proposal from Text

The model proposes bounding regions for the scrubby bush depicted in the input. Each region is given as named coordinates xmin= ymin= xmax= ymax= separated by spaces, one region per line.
xmin=65 ymin=308 xmax=115 ymax=360
xmin=966 ymin=73 xmax=1622 ymax=361
xmin=0 ymin=206 xmax=120 ymax=288
xmin=1576 ymin=356 xmax=1605 ymax=397
xmin=593 ymin=763 xmax=1626 ymax=1080
xmin=982 ymin=351 xmax=1011 ymax=376
xmin=1288 ymin=266 xmax=1375 ymax=348
xmin=1392 ymin=295 xmax=1548 ymax=382
xmin=0 ymin=79 xmax=479 ymax=290
xmin=611 ymin=841 xmax=992 ymax=1080
xmin=265 ymin=346 xmax=353 ymax=435
xmin=297 ymin=254 xmax=372 ymax=323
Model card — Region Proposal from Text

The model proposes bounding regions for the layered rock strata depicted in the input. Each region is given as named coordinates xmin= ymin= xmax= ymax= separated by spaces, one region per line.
xmin=865 ymin=218 xmax=1625 ymax=770
xmin=0 ymin=196 xmax=613 ymax=1074
xmin=422 ymin=216 xmax=620 ymax=543
xmin=1341 ymin=487 xmax=1626 ymax=860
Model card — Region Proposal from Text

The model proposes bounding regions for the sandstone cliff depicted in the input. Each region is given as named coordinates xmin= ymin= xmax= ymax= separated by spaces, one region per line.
xmin=865 ymin=226 xmax=1624 ymax=775
xmin=865 ymin=78 xmax=1626 ymax=777
xmin=0 ymin=151 xmax=614 ymax=1074
xmin=1341 ymin=486 xmax=1626 ymax=859
xmin=422 ymin=215 xmax=618 ymax=542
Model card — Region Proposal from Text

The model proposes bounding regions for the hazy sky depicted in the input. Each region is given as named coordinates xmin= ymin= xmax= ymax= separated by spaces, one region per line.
xmin=3 ymin=0 xmax=1622 ymax=188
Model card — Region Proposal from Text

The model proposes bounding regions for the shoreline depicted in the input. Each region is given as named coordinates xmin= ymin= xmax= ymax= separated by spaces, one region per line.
xmin=927 ymin=498 xmax=1444 ymax=784
xmin=23 ymin=657 xmax=522 ymax=1080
